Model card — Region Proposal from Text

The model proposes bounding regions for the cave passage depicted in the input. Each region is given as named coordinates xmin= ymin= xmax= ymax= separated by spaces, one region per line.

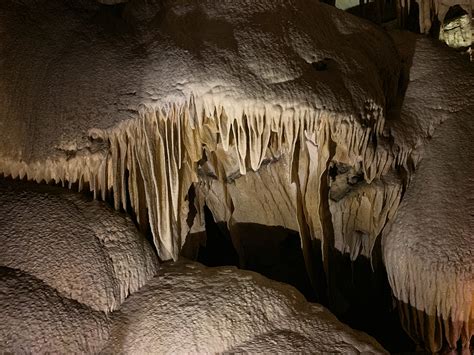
xmin=191 ymin=204 xmax=418 ymax=353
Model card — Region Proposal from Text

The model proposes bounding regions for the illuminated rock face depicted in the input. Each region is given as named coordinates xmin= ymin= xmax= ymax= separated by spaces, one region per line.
xmin=335 ymin=0 xmax=361 ymax=11
xmin=439 ymin=5 xmax=472 ymax=48
xmin=0 ymin=180 xmax=159 ymax=313
xmin=104 ymin=260 xmax=387 ymax=354
xmin=0 ymin=181 xmax=386 ymax=353
xmin=0 ymin=0 xmax=472 ymax=353
xmin=0 ymin=0 xmax=403 ymax=276
xmin=384 ymin=33 xmax=474 ymax=353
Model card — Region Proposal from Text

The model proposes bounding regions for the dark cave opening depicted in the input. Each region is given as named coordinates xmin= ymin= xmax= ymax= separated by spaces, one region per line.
xmin=228 ymin=222 xmax=317 ymax=303
xmin=0 ymin=175 xmax=427 ymax=353
xmin=181 ymin=204 xmax=318 ymax=301
xmin=196 ymin=206 xmax=240 ymax=268
xmin=330 ymin=248 xmax=418 ymax=353
xmin=189 ymin=204 xmax=419 ymax=353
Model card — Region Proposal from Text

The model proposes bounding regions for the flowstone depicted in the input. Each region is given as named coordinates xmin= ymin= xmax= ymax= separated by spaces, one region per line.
xmin=0 ymin=267 xmax=111 ymax=354
xmin=0 ymin=0 xmax=404 ymax=285
xmin=0 ymin=180 xmax=387 ymax=354
xmin=104 ymin=260 xmax=387 ymax=354
xmin=1 ymin=0 xmax=471 ymax=352
xmin=0 ymin=180 xmax=159 ymax=312
xmin=384 ymin=32 xmax=474 ymax=353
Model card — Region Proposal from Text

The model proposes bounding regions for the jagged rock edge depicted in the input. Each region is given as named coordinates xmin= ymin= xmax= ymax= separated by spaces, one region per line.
xmin=0 ymin=95 xmax=411 ymax=265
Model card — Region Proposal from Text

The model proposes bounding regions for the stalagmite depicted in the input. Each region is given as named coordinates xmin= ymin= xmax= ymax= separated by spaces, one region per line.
xmin=0 ymin=180 xmax=159 ymax=312
xmin=382 ymin=33 xmax=474 ymax=352
xmin=0 ymin=267 xmax=111 ymax=354
xmin=2 ymin=0 xmax=471 ymax=352
xmin=104 ymin=260 xmax=388 ymax=354
xmin=0 ymin=179 xmax=388 ymax=353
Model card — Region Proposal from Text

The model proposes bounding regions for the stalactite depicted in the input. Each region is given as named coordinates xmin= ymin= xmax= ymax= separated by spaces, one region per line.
xmin=0 ymin=96 xmax=406 ymax=265
xmin=399 ymin=0 xmax=473 ymax=34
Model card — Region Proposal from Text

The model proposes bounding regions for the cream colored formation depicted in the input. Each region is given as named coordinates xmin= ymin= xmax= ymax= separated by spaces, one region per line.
xmin=104 ymin=261 xmax=387 ymax=353
xmin=0 ymin=0 xmax=402 ymax=269
xmin=0 ymin=182 xmax=387 ymax=353
xmin=383 ymin=33 xmax=474 ymax=353
xmin=0 ymin=181 xmax=157 ymax=352
xmin=0 ymin=98 xmax=407 ymax=295
xmin=399 ymin=0 xmax=473 ymax=50
xmin=0 ymin=182 xmax=159 ymax=313
xmin=0 ymin=0 xmax=472 ymax=352
xmin=439 ymin=10 xmax=472 ymax=48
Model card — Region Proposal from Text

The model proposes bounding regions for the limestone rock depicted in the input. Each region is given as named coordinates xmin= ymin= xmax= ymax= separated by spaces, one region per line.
xmin=0 ymin=267 xmax=110 ymax=354
xmin=382 ymin=34 xmax=474 ymax=353
xmin=0 ymin=180 xmax=159 ymax=312
xmin=104 ymin=260 xmax=388 ymax=354
xmin=0 ymin=178 xmax=387 ymax=353
xmin=439 ymin=5 xmax=472 ymax=48
xmin=0 ymin=0 xmax=402 ymax=263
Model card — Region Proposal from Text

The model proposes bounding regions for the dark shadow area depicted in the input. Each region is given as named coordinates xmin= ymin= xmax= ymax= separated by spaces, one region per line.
xmin=185 ymin=206 xmax=318 ymax=302
xmin=0 ymin=174 xmax=95 ymax=201
xmin=195 ymin=206 xmax=240 ymax=268
xmin=311 ymin=59 xmax=330 ymax=71
xmin=346 ymin=0 xmax=397 ymax=24
xmin=385 ymin=30 xmax=417 ymax=127
xmin=321 ymin=0 xmax=336 ymax=6
xmin=229 ymin=223 xmax=317 ymax=303
xmin=403 ymin=0 xmax=420 ymax=33
xmin=330 ymin=247 xmax=418 ymax=353
xmin=184 ymin=203 xmax=418 ymax=352
xmin=444 ymin=5 xmax=469 ymax=26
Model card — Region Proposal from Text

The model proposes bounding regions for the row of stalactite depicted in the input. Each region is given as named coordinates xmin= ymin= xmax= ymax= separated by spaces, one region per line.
xmin=331 ymin=0 xmax=472 ymax=38
xmin=1 ymin=97 xmax=470 ymax=352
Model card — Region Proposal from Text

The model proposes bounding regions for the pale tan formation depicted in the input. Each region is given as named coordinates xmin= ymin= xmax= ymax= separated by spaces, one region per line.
xmin=439 ymin=8 xmax=472 ymax=48
xmin=383 ymin=33 xmax=474 ymax=353
xmin=0 ymin=267 xmax=111 ymax=354
xmin=0 ymin=0 xmax=404 ymax=270
xmin=0 ymin=180 xmax=386 ymax=353
xmin=104 ymin=260 xmax=387 ymax=354
xmin=1 ymin=0 xmax=472 ymax=352
xmin=0 ymin=258 xmax=387 ymax=354
xmin=0 ymin=1 xmax=414 ymax=323
xmin=398 ymin=0 xmax=473 ymax=35
xmin=0 ymin=181 xmax=159 ymax=312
